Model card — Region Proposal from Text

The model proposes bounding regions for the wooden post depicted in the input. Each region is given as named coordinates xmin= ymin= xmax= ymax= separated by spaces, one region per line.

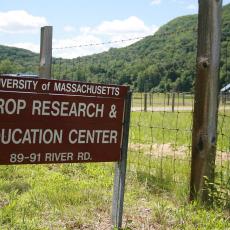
xmin=171 ymin=92 xmax=175 ymax=112
xmin=167 ymin=93 xmax=170 ymax=106
xmin=190 ymin=0 xmax=222 ymax=202
xmin=149 ymin=93 xmax=153 ymax=106
xmin=144 ymin=93 xmax=148 ymax=112
xmin=182 ymin=93 xmax=185 ymax=106
xmin=39 ymin=26 xmax=53 ymax=79
xmin=112 ymin=92 xmax=131 ymax=229
xmin=177 ymin=93 xmax=180 ymax=106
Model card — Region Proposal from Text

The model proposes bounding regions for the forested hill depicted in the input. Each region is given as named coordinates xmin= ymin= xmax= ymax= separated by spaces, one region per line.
xmin=82 ymin=14 xmax=198 ymax=92
xmin=0 ymin=3 xmax=230 ymax=92
xmin=0 ymin=45 xmax=39 ymax=74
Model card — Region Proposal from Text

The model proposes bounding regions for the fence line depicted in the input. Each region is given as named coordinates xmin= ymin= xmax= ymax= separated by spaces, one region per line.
xmin=52 ymin=28 xmax=197 ymax=51
xmin=49 ymin=28 xmax=230 ymax=199
xmin=51 ymin=29 xmax=198 ymax=94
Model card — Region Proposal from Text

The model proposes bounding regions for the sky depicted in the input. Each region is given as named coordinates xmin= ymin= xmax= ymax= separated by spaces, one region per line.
xmin=0 ymin=0 xmax=230 ymax=58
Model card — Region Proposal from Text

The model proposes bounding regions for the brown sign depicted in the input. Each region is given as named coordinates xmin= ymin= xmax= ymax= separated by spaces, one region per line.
xmin=0 ymin=75 xmax=127 ymax=98
xmin=0 ymin=76 xmax=128 ymax=165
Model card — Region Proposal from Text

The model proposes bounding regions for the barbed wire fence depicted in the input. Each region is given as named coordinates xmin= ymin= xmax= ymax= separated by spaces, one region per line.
xmin=217 ymin=37 xmax=230 ymax=197
xmin=51 ymin=28 xmax=195 ymax=182
xmin=50 ymin=27 xmax=230 ymax=215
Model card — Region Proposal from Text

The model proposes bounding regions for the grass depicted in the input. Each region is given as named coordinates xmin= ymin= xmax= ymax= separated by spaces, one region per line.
xmin=0 ymin=159 xmax=229 ymax=229
xmin=0 ymin=163 xmax=114 ymax=229
xmin=0 ymin=110 xmax=229 ymax=229
xmin=131 ymin=92 xmax=230 ymax=111
xmin=130 ymin=111 xmax=193 ymax=146
xmin=131 ymin=92 xmax=194 ymax=109
xmin=130 ymin=110 xmax=230 ymax=150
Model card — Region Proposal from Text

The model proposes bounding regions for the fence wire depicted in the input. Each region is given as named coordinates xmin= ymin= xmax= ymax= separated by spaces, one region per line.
xmin=217 ymin=38 xmax=230 ymax=192
xmin=128 ymin=93 xmax=194 ymax=189
xmin=50 ymin=27 xmax=230 ymax=196
xmin=52 ymin=29 xmax=195 ymax=195
xmin=37 ymin=27 xmax=230 ymax=227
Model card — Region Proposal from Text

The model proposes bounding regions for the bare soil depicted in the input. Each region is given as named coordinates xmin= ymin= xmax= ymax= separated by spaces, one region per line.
xmin=129 ymin=143 xmax=229 ymax=162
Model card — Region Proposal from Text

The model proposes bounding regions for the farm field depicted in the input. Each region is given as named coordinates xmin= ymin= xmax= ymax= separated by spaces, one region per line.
xmin=131 ymin=93 xmax=230 ymax=112
xmin=0 ymin=110 xmax=229 ymax=229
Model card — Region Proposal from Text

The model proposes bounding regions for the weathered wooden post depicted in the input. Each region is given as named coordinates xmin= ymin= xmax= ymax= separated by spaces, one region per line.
xmin=39 ymin=26 xmax=53 ymax=79
xmin=182 ymin=93 xmax=185 ymax=106
xmin=167 ymin=93 xmax=170 ymax=106
xmin=190 ymin=0 xmax=222 ymax=202
xmin=171 ymin=92 xmax=175 ymax=112
xmin=144 ymin=93 xmax=148 ymax=112
xmin=149 ymin=93 xmax=153 ymax=106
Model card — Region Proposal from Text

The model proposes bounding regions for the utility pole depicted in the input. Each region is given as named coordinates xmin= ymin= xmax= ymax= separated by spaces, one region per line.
xmin=190 ymin=0 xmax=222 ymax=202
xmin=39 ymin=26 xmax=53 ymax=79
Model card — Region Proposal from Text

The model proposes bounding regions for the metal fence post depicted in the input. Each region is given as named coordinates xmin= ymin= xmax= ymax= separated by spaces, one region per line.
xmin=39 ymin=26 xmax=53 ymax=79
xmin=190 ymin=0 xmax=222 ymax=202
xmin=112 ymin=91 xmax=132 ymax=229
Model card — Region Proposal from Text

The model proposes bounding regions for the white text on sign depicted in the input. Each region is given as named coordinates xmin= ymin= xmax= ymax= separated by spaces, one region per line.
xmin=9 ymin=152 xmax=93 ymax=163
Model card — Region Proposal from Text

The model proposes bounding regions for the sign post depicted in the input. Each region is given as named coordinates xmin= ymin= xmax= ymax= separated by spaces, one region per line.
xmin=112 ymin=92 xmax=131 ymax=229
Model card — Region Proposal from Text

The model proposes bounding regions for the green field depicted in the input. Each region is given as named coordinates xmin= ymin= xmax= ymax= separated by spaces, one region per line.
xmin=130 ymin=110 xmax=230 ymax=149
xmin=130 ymin=111 xmax=193 ymax=146
xmin=0 ymin=111 xmax=229 ymax=229
xmin=131 ymin=93 xmax=194 ymax=109
xmin=131 ymin=93 xmax=230 ymax=113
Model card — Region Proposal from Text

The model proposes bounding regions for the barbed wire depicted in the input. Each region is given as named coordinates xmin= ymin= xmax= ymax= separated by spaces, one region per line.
xmin=51 ymin=27 xmax=229 ymax=193
xmin=52 ymin=27 xmax=198 ymax=50
xmin=53 ymin=37 xmax=145 ymax=50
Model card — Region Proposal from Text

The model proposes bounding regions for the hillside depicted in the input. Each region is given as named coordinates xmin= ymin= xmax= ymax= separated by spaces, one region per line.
xmin=0 ymin=45 xmax=39 ymax=74
xmin=0 ymin=4 xmax=230 ymax=92
xmin=75 ymin=14 xmax=198 ymax=92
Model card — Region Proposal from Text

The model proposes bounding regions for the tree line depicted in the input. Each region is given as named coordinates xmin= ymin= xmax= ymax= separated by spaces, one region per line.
xmin=1 ymin=4 xmax=230 ymax=92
